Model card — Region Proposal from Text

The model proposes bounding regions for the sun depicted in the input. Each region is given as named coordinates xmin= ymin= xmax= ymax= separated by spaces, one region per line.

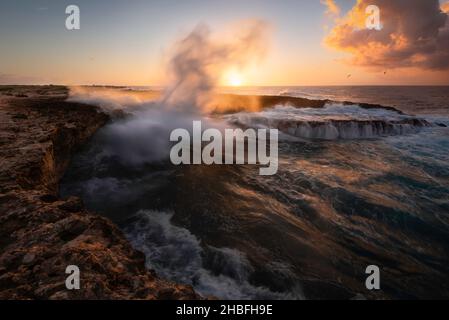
xmin=225 ymin=70 xmax=244 ymax=87
xmin=229 ymin=74 xmax=243 ymax=87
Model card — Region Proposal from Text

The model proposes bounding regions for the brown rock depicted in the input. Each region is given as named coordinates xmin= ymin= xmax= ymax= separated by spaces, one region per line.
xmin=0 ymin=86 xmax=201 ymax=300
xmin=22 ymin=253 xmax=35 ymax=265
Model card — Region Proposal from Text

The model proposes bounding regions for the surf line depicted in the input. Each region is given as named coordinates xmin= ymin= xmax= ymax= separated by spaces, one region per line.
xmin=170 ymin=120 xmax=278 ymax=175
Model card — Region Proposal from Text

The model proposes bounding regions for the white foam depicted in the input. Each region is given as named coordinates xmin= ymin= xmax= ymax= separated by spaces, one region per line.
xmin=226 ymin=103 xmax=428 ymax=140
xmin=124 ymin=210 xmax=304 ymax=300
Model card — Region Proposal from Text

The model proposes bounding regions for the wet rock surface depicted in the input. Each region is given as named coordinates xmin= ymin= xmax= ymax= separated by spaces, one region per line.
xmin=0 ymin=86 xmax=200 ymax=300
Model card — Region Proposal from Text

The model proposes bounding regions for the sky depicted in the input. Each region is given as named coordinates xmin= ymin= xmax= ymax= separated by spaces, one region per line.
xmin=0 ymin=0 xmax=448 ymax=86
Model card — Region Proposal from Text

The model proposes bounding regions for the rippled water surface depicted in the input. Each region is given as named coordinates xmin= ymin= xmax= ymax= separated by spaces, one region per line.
xmin=61 ymin=87 xmax=449 ymax=299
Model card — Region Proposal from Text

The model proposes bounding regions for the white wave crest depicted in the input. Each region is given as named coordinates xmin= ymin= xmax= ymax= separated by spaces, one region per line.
xmin=124 ymin=210 xmax=304 ymax=300
xmin=227 ymin=103 xmax=429 ymax=140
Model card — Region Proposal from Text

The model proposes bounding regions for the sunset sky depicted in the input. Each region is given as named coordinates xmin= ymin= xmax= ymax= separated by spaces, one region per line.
xmin=1 ymin=0 xmax=448 ymax=86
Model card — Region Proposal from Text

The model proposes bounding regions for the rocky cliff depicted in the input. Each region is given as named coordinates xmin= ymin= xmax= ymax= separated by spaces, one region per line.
xmin=0 ymin=86 xmax=199 ymax=299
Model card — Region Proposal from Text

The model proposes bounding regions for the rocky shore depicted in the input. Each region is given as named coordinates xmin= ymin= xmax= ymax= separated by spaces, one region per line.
xmin=0 ymin=86 xmax=199 ymax=299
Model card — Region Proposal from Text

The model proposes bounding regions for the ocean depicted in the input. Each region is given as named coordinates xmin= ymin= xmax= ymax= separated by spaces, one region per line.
xmin=61 ymin=86 xmax=449 ymax=299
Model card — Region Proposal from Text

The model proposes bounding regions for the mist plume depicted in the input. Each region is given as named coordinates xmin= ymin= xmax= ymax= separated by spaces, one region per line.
xmin=162 ymin=19 xmax=271 ymax=113
xmin=67 ymin=19 xmax=271 ymax=165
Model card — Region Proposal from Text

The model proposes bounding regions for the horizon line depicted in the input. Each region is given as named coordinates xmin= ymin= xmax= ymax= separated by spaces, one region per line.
xmin=1 ymin=84 xmax=449 ymax=88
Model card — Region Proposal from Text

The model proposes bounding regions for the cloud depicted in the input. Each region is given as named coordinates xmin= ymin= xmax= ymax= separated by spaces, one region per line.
xmin=443 ymin=1 xmax=449 ymax=13
xmin=321 ymin=0 xmax=341 ymax=18
xmin=324 ymin=0 xmax=449 ymax=71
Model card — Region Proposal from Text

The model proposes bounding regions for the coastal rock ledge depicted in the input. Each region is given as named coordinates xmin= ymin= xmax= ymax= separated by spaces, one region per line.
xmin=0 ymin=88 xmax=200 ymax=300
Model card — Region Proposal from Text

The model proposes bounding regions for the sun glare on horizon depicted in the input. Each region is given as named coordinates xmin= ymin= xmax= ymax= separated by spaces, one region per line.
xmin=224 ymin=70 xmax=244 ymax=87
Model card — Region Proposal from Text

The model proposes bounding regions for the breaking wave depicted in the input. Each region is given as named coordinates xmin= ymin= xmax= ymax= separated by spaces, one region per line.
xmin=124 ymin=210 xmax=304 ymax=300
xmin=61 ymin=84 xmax=449 ymax=299
xmin=226 ymin=103 xmax=430 ymax=140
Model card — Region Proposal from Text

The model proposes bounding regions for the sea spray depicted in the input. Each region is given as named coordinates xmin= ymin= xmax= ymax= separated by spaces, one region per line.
xmin=162 ymin=19 xmax=270 ymax=113
xmin=124 ymin=210 xmax=304 ymax=300
xmin=67 ymin=20 xmax=271 ymax=165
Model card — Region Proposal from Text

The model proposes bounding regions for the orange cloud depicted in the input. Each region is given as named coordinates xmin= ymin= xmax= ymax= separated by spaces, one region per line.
xmin=321 ymin=0 xmax=340 ymax=17
xmin=325 ymin=0 xmax=449 ymax=71
xmin=442 ymin=1 xmax=449 ymax=13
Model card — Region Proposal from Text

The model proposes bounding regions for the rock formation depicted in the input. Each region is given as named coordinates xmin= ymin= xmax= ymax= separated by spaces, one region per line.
xmin=0 ymin=86 xmax=200 ymax=299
